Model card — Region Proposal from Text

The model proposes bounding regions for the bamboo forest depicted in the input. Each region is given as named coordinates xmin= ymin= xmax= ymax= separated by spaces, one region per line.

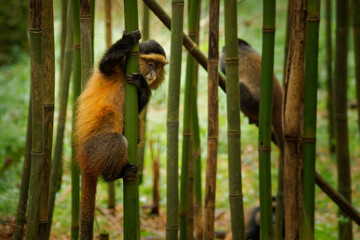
xmin=1 ymin=0 xmax=360 ymax=239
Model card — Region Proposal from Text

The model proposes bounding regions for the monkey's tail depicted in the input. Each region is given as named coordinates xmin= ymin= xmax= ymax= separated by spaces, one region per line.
xmin=80 ymin=172 xmax=97 ymax=240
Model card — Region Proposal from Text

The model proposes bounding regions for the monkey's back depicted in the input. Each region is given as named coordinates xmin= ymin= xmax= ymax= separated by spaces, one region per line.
xmin=75 ymin=70 xmax=126 ymax=148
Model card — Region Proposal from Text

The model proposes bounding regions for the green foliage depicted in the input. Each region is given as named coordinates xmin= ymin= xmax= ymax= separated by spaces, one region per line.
xmin=0 ymin=53 xmax=29 ymax=215
xmin=0 ymin=0 xmax=29 ymax=65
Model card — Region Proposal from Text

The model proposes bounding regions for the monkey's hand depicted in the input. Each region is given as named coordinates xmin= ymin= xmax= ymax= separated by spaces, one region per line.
xmin=126 ymin=73 xmax=151 ymax=113
xmin=99 ymin=30 xmax=142 ymax=76
xmin=122 ymin=30 xmax=142 ymax=46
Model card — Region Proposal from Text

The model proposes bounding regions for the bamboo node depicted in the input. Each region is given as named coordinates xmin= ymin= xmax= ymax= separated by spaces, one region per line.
xmin=123 ymin=176 xmax=137 ymax=181
xmin=303 ymin=137 xmax=316 ymax=143
xmin=183 ymin=131 xmax=192 ymax=136
xmin=130 ymin=51 xmax=140 ymax=56
xmin=179 ymin=212 xmax=187 ymax=217
xmin=258 ymin=146 xmax=271 ymax=152
xmin=79 ymin=16 xmax=92 ymax=20
xmin=166 ymin=225 xmax=179 ymax=230
xmin=188 ymin=43 xmax=198 ymax=53
xmin=31 ymin=151 xmax=45 ymax=156
xmin=262 ymin=28 xmax=275 ymax=33
xmin=74 ymin=44 xmax=81 ymax=49
xmin=307 ymin=17 xmax=320 ymax=22
xmin=207 ymin=136 xmax=219 ymax=140
xmin=71 ymin=226 xmax=80 ymax=231
xmin=188 ymin=31 xmax=196 ymax=37
xmin=44 ymin=103 xmax=54 ymax=109
xmin=29 ymin=28 xmax=42 ymax=33
xmin=167 ymin=120 xmax=179 ymax=126
xmin=334 ymin=114 xmax=347 ymax=120
xmin=224 ymin=58 xmax=238 ymax=64
xmin=284 ymin=135 xmax=299 ymax=142
xmin=229 ymin=193 xmax=243 ymax=198
xmin=227 ymin=131 xmax=240 ymax=136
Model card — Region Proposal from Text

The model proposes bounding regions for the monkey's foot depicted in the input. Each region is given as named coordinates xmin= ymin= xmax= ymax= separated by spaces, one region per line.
xmin=119 ymin=163 xmax=138 ymax=180
xmin=123 ymin=30 xmax=142 ymax=44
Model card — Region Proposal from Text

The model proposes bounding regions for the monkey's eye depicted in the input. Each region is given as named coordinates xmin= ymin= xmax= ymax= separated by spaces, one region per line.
xmin=148 ymin=62 xmax=155 ymax=69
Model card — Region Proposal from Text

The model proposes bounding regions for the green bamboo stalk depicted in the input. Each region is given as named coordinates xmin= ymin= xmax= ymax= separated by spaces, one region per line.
xmin=353 ymin=0 xmax=360 ymax=133
xmin=302 ymin=0 xmax=320 ymax=239
xmin=283 ymin=0 xmax=307 ymax=238
xmin=60 ymin=0 xmax=68 ymax=76
xmin=123 ymin=1 xmax=140 ymax=239
xmin=224 ymin=0 xmax=245 ymax=239
xmin=137 ymin=1 xmax=150 ymax=185
xmin=179 ymin=0 xmax=200 ymax=237
xmin=104 ymin=0 xmax=116 ymax=215
xmin=46 ymin=1 xmax=74 ymax=237
xmin=258 ymin=0 xmax=276 ymax=239
xmin=192 ymin=97 xmax=202 ymax=240
xmin=326 ymin=0 xmax=335 ymax=153
xmin=13 ymin=101 xmax=32 ymax=240
xmin=91 ymin=0 xmax=95 ymax=64
xmin=71 ymin=0 xmax=81 ymax=238
xmin=166 ymin=0 xmax=184 ymax=238
xmin=26 ymin=0 xmax=44 ymax=238
xmin=80 ymin=0 xmax=92 ymax=89
xmin=334 ymin=0 xmax=352 ymax=238
xmin=187 ymin=141 xmax=194 ymax=240
xmin=203 ymin=0 xmax=219 ymax=239
xmin=39 ymin=0 xmax=55 ymax=237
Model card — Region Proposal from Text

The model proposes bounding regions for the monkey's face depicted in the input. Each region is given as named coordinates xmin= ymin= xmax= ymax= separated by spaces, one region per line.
xmin=139 ymin=53 xmax=168 ymax=90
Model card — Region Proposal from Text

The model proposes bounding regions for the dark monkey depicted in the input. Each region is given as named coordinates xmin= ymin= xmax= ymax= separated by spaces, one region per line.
xmin=219 ymin=39 xmax=284 ymax=153
xmin=75 ymin=30 xmax=168 ymax=239
xmin=225 ymin=197 xmax=280 ymax=240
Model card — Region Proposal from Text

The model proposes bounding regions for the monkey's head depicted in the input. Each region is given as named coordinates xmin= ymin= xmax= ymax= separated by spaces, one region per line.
xmin=139 ymin=40 xmax=168 ymax=90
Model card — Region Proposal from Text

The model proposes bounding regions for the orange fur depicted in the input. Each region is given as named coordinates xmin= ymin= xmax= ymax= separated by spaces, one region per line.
xmin=75 ymin=69 xmax=126 ymax=167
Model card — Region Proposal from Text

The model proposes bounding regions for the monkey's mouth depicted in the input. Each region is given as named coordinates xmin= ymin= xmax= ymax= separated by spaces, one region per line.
xmin=145 ymin=71 xmax=157 ymax=84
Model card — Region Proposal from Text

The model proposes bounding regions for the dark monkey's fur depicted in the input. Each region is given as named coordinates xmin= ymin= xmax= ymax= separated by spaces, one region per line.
xmin=225 ymin=197 xmax=279 ymax=240
xmin=75 ymin=30 xmax=167 ymax=239
xmin=219 ymin=39 xmax=284 ymax=153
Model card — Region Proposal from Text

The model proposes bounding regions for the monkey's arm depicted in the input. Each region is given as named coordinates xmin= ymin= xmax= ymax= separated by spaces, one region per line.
xmin=126 ymin=73 xmax=151 ymax=113
xmin=99 ymin=30 xmax=142 ymax=76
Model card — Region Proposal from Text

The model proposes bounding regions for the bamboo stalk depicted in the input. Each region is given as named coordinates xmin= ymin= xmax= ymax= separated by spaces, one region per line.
xmin=258 ymin=0 xmax=276 ymax=238
xmin=46 ymin=1 xmax=74 ymax=237
xmin=71 ymin=0 xmax=82 ymax=238
xmin=283 ymin=0 xmax=307 ymax=238
xmin=315 ymin=172 xmax=360 ymax=225
xmin=353 ymin=0 xmax=360 ymax=134
xmin=91 ymin=0 xmax=95 ymax=64
xmin=123 ymin=1 xmax=140 ymax=239
xmin=60 ymin=0 xmax=68 ymax=78
xmin=179 ymin=0 xmax=200 ymax=237
xmin=302 ymin=0 xmax=320 ymax=239
xmin=80 ymin=0 xmax=92 ymax=88
xmin=224 ymin=0 xmax=245 ymax=239
xmin=203 ymin=0 xmax=219 ymax=239
xmin=104 ymin=0 xmax=116 ymax=215
xmin=26 ymin=0 xmax=44 ymax=238
xmin=326 ymin=0 xmax=335 ymax=153
xmin=187 ymin=140 xmax=194 ymax=240
xmin=138 ymin=1 xmax=150 ymax=185
xmin=334 ymin=0 xmax=352 ymax=238
xmin=166 ymin=0 xmax=184 ymax=238
xmin=39 ymin=0 xmax=55 ymax=237
xmin=12 ymin=102 xmax=32 ymax=240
